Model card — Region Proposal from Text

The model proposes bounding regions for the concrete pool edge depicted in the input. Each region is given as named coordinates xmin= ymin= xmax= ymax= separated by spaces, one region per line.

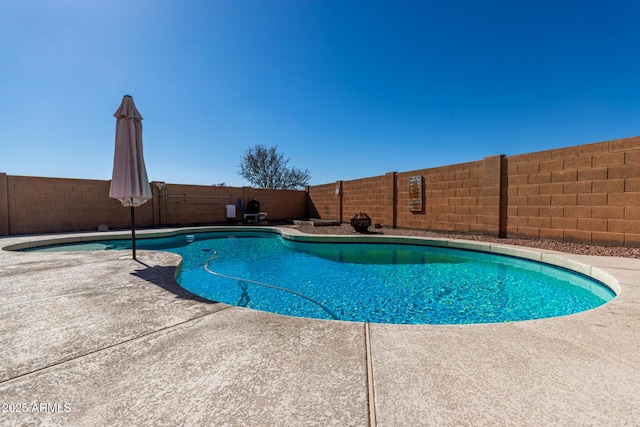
xmin=2 ymin=225 xmax=621 ymax=297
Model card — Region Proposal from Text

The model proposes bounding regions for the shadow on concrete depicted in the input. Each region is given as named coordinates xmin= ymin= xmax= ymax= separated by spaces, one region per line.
xmin=131 ymin=265 xmax=217 ymax=304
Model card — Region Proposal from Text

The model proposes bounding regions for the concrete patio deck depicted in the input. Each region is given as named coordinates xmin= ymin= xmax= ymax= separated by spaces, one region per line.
xmin=1 ymin=227 xmax=639 ymax=426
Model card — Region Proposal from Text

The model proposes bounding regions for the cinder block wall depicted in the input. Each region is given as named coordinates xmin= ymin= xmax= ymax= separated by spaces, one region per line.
xmin=307 ymin=135 xmax=640 ymax=247
xmin=4 ymin=176 xmax=148 ymax=235
xmin=242 ymin=187 xmax=308 ymax=221
xmin=308 ymin=157 xmax=505 ymax=236
xmin=308 ymin=157 xmax=504 ymax=236
xmin=307 ymin=182 xmax=341 ymax=221
xmin=0 ymin=176 xmax=308 ymax=236
xmin=397 ymin=160 xmax=486 ymax=232
xmin=507 ymin=136 xmax=640 ymax=246
xmin=0 ymin=173 xmax=8 ymax=236
xmin=342 ymin=175 xmax=390 ymax=225
xmin=4 ymin=135 xmax=640 ymax=247
xmin=160 ymin=183 xmax=244 ymax=226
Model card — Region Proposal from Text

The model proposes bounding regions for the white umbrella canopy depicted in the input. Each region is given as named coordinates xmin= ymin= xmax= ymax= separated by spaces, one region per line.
xmin=109 ymin=95 xmax=152 ymax=259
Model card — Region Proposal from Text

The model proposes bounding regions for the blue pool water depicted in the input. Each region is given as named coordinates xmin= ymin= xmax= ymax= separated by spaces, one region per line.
xmin=25 ymin=231 xmax=615 ymax=324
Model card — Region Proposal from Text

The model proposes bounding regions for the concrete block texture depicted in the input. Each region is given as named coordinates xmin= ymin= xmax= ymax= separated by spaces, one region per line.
xmin=4 ymin=135 xmax=640 ymax=246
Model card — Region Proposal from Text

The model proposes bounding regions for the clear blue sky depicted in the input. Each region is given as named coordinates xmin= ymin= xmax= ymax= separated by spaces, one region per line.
xmin=1 ymin=0 xmax=639 ymax=187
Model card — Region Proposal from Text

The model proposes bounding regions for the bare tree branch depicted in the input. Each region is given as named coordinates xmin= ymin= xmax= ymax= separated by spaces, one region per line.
xmin=238 ymin=145 xmax=311 ymax=190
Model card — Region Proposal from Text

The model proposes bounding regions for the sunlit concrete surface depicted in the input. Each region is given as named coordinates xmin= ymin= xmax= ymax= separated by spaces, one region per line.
xmin=1 ymin=227 xmax=639 ymax=426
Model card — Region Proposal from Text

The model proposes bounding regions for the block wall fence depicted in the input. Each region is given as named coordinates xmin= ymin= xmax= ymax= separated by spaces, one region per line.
xmin=0 ymin=175 xmax=307 ymax=236
xmin=2 ymin=135 xmax=640 ymax=247
xmin=307 ymin=135 xmax=640 ymax=247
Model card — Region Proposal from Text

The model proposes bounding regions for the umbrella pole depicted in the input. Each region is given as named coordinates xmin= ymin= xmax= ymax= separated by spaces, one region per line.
xmin=131 ymin=206 xmax=137 ymax=260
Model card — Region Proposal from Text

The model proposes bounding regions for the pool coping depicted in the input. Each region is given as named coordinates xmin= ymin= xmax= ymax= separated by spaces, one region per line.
xmin=2 ymin=225 xmax=623 ymax=296
xmin=1 ymin=226 xmax=639 ymax=425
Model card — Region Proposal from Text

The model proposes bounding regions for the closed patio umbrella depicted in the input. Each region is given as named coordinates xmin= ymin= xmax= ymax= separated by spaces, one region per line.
xmin=109 ymin=95 xmax=152 ymax=260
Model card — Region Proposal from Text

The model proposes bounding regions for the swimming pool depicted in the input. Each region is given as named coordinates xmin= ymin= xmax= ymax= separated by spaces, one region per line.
xmin=19 ymin=229 xmax=615 ymax=324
